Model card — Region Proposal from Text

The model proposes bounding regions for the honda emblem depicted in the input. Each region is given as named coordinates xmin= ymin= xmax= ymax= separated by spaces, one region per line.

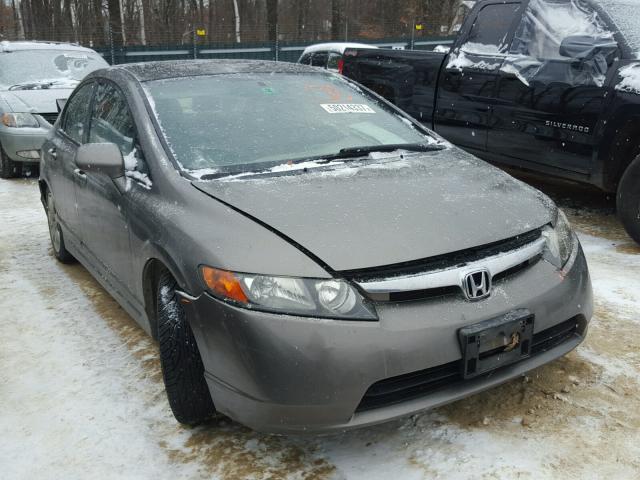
xmin=462 ymin=269 xmax=492 ymax=300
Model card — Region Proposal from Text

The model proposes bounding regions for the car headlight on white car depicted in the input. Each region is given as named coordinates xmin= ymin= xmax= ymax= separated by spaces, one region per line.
xmin=200 ymin=266 xmax=377 ymax=320
xmin=542 ymin=209 xmax=575 ymax=269
xmin=1 ymin=112 xmax=40 ymax=128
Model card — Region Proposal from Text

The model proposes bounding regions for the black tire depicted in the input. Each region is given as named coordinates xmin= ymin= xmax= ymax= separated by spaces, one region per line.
xmin=617 ymin=155 xmax=640 ymax=244
xmin=157 ymin=271 xmax=216 ymax=425
xmin=0 ymin=146 xmax=21 ymax=179
xmin=45 ymin=190 xmax=76 ymax=263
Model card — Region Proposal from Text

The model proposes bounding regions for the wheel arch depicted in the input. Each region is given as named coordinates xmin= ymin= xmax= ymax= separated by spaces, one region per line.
xmin=600 ymin=112 xmax=640 ymax=192
xmin=141 ymin=254 xmax=191 ymax=340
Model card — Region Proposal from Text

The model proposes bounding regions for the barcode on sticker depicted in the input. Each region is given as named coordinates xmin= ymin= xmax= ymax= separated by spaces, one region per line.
xmin=321 ymin=104 xmax=376 ymax=114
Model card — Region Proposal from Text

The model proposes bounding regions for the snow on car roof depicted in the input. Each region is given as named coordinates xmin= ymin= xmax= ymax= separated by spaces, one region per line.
xmin=301 ymin=43 xmax=379 ymax=56
xmin=0 ymin=41 xmax=97 ymax=54
xmin=117 ymin=59 xmax=323 ymax=82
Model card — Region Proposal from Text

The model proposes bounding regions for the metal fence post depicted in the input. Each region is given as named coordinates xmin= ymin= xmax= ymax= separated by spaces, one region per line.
xmin=275 ymin=23 xmax=279 ymax=62
xmin=193 ymin=29 xmax=197 ymax=59
xmin=108 ymin=24 xmax=115 ymax=65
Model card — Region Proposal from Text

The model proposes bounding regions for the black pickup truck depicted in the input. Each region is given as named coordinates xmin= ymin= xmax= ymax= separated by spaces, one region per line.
xmin=342 ymin=0 xmax=640 ymax=243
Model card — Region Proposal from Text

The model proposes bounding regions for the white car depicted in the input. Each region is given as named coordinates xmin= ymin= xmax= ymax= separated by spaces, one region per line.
xmin=298 ymin=43 xmax=378 ymax=72
xmin=0 ymin=41 xmax=108 ymax=178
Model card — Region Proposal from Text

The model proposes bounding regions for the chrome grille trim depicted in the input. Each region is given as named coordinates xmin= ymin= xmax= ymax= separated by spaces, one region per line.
xmin=357 ymin=237 xmax=546 ymax=295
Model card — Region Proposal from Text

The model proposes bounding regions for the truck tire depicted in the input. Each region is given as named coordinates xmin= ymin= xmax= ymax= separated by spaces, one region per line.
xmin=157 ymin=270 xmax=216 ymax=425
xmin=0 ymin=146 xmax=21 ymax=179
xmin=617 ymin=154 xmax=640 ymax=244
xmin=46 ymin=190 xmax=76 ymax=263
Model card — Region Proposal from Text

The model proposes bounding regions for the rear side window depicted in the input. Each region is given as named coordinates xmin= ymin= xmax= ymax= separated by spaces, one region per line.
xmin=464 ymin=3 xmax=521 ymax=54
xmin=89 ymin=82 xmax=135 ymax=157
xmin=61 ymin=83 xmax=94 ymax=144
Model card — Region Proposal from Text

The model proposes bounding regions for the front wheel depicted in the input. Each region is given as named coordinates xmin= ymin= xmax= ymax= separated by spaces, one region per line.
xmin=617 ymin=155 xmax=640 ymax=245
xmin=157 ymin=271 xmax=216 ymax=425
xmin=46 ymin=190 xmax=75 ymax=263
xmin=0 ymin=146 xmax=21 ymax=179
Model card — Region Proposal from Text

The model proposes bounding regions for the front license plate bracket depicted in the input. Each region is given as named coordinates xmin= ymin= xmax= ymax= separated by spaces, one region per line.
xmin=459 ymin=309 xmax=534 ymax=379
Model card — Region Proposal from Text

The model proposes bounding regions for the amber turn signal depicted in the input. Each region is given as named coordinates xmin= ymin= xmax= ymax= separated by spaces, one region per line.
xmin=201 ymin=266 xmax=249 ymax=303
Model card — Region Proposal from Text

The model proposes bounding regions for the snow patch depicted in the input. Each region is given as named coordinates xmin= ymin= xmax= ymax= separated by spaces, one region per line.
xmin=447 ymin=48 xmax=500 ymax=71
xmin=615 ymin=64 xmax=640 ymax=94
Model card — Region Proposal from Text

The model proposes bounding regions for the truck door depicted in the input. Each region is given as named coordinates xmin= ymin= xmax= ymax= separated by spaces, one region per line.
xmin=434 ymin=2 xmax=522 ymax=153
xmin=488 ymin=0 xmax=619 ymax=174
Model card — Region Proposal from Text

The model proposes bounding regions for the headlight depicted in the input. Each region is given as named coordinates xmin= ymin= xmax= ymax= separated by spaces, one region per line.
xmin=1 ymin=112 xmax=40 ymax=128
xmin=200 ymin=266 xmax=377 ymax=320
xmin=542 ymin=209 xmax=575 ymax=268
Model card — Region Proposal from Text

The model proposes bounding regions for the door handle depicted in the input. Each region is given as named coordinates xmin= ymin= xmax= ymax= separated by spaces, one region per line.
xmin=48 ymin=147 xmax=57 ymax=159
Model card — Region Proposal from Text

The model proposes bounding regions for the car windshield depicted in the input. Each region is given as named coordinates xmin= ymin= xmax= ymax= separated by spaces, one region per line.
xmin=144 ymin=73 xmax=436 ymax=176
xmin=600 ymin=0 xmax=640 ymax=56
xmin=0 ymin=49 xmax=107 ymax=89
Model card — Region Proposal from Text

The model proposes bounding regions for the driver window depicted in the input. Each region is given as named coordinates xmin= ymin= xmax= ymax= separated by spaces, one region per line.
xmin=89 ymin=82 xmax=146 ymax=173
xmin=310 ymin=52 xmax=329 ymax=68
xmin=507 ymin=0 xmax=618 ymax=86
xmin=61 ymin=83 xmax=94 ymax=144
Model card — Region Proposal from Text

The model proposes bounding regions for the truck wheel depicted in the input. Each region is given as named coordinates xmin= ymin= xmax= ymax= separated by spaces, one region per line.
xmin=157 ymin=271 xmax=216 ymax=425
xmin=617 ymin=155 xmax=640 ymax=244
xmin=0 ymin=146 xmax=21 ymax=179
xmin=46 ymin=190 xmax=75 ymax=263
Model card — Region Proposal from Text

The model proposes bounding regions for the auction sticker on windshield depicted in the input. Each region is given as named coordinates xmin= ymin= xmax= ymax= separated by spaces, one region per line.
xmin=321 ymin=104 xmax=376 ymax=114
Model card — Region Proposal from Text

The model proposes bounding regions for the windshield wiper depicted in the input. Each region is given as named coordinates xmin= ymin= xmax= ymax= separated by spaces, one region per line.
xmin=8 ymin=81 xmax=54 ymax=91
xmin=198 ymin=143 xmax=446 ymax=180
xmin=334 ymin=143 xmax=445 ymax=158
xmin=8 ymin=80 xmax=76 ymax=91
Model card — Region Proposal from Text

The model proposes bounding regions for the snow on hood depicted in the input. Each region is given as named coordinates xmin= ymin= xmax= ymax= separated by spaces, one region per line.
xmin=1 ymin=87 xmax=76 ymax=113
xmin=616 ymin=63 xmax=640 ymax=94
xmin=192 ymin=149 xmax=556 ymax=271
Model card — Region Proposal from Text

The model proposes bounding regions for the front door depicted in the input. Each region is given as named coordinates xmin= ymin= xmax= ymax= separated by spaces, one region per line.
xmin=74 ymin=81 xmax=138 ymax=296
xmin=434 ymin=2 xmax=523 ymax=153
xmin=45 ymin=82 xmax=95 ymax=247
xmin=488 ymin=0 xmax=618 ymax=174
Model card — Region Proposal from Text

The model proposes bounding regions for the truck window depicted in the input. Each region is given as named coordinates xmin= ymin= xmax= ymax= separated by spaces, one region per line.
xmin=462 ymin=3 xmax=521 ymax=54
xmin=505 ymin=0 xmax=618 ymax=86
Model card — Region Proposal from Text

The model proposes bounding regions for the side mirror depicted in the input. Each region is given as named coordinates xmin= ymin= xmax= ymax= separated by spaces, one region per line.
xmin=559 ymin=35 xmax=618 ymax=61
xmin=76 ymin=143 xmax=125 ymax=179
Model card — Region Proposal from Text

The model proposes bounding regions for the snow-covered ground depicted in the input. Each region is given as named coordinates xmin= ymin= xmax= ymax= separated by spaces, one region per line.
xmin=1 ymin=177 xmax=639 ymax=479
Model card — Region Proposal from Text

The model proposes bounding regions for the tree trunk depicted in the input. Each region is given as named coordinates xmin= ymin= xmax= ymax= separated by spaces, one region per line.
xmin=266 ymin=0 xmax=277 ymax=42
xmin=231 ymin=0 xmax=241 ymax=43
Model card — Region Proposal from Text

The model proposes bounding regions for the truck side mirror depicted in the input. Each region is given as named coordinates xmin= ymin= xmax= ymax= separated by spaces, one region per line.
xmin=76 ymin=143 xmax=125 ymax=179
xmin=559 ymin=35 xmax=618 ymax=62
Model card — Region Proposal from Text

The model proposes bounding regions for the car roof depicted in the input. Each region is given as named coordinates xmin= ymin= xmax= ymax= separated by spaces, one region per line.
xmin=113 ymin=59 xmax=324 ymax=82
xmin=0 ymin=40 xmax=98 ymax=54
xmin=301 ymin=43 xmax=378 ymax=56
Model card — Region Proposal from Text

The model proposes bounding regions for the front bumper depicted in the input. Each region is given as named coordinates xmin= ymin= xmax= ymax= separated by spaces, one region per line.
xmin=184 ymin=243 xmax=592 ymax=434
xmin=0 ymin=125 xmax=51 ymax=163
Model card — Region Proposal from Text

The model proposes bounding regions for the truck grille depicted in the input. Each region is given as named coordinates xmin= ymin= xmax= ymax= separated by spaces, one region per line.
xmin=355 ymin=317 xmax=581 ymax=413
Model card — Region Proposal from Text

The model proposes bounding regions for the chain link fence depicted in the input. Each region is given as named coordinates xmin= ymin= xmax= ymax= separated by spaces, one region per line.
xmin=1 ymin=21 xmax=456 ymax=65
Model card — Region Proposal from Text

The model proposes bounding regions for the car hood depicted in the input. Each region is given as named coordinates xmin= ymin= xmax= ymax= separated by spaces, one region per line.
xmin=193 ymin=149 xmax=556 ymax=272
xmin=1 ymin=88 xmax=76 ymax=113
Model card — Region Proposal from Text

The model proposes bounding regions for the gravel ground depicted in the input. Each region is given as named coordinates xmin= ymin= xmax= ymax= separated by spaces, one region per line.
xmin=1 ymin=175 xmax=639 ymax=480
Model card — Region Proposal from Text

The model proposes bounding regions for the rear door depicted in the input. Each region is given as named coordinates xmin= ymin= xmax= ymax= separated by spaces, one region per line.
xmin=488 ymin=0 xmax=618 ymax=174
xmin=74 ymin=80 xmax=140 ymax=295
xmin=45 ymin=81 xmax=95 ymax=246
xmin=434 ymin=2 xmax=522 ymax=152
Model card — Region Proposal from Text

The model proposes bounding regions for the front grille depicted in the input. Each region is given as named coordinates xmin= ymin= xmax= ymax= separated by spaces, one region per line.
xmin=355 ymin=317 xmax=581 ymax=412
xmin=39 ymin=113 xmax=59 ymax=125
xmin=343 ymin=229 xmax=542 ymax=283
